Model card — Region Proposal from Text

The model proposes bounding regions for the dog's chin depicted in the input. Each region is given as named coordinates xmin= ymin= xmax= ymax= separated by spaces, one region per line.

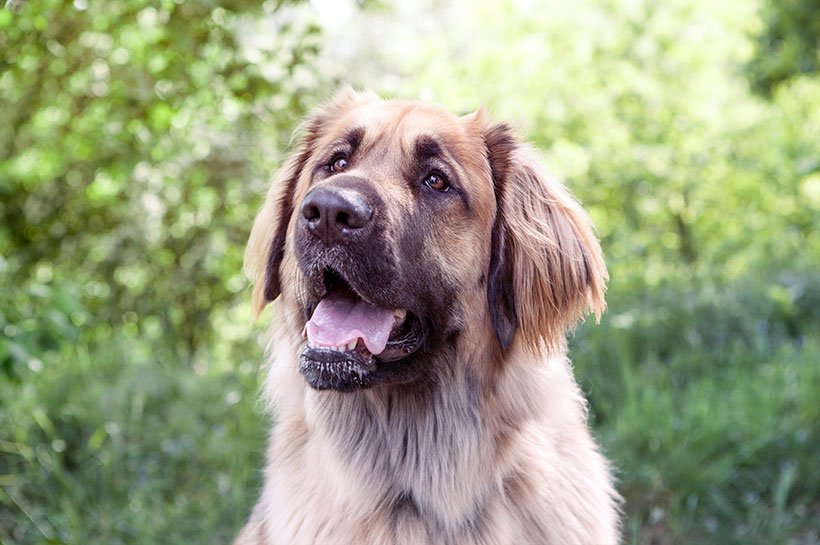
xmin=299 ymin=312 xmax=425 ymax=391
xmin=299 ymin=346 xmax=375 ymax=391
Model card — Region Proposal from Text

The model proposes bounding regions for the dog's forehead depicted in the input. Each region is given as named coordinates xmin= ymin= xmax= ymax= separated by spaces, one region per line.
xmin=329 ymin=100 xmax=482 ymax=156
xmin=314 ymin=99 xmax=496 ymax=218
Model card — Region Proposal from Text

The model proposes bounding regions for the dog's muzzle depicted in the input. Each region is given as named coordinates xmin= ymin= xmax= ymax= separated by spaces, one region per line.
xmin=301 ymin=176 xmax=373 ymax=247
xmin=294 ymin=176 xmax=425 ymax=391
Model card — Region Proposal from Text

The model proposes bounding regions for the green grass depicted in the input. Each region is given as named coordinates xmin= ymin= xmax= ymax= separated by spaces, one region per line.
xmin=0 ymin=338 xmax=265 ymax=545
xmin=572 ymin=273 xmax=820 ymax=545
xmin=601 ymin=339 xmax=818 ymax=545
xmin=1 ymin=273 xmax=818 ymax=545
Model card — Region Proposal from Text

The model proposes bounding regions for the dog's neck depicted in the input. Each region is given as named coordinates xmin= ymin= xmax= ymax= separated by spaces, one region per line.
xmin=264 ymin=311 xmax=567 ymax=533
xmin=307 ymin=364 xmax=498 ymax=527
xmin=270 ymin=326 xmax=552 ymax=532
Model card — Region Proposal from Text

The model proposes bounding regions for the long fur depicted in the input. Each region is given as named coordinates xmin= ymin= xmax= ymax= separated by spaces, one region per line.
xmin=235 ymin=89 xmax=621 ymax=545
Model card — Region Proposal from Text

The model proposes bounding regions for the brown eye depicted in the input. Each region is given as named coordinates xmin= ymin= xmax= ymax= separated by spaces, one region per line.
xmin=423 ymin=172 xmax=450 ymax=192
xmin=329 ymin=155 xmax=348 ymax=173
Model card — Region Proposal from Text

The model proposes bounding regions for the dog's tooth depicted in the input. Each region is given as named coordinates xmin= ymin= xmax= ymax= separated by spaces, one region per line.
xmin=347 ymin=340 xmax=357 ymax=351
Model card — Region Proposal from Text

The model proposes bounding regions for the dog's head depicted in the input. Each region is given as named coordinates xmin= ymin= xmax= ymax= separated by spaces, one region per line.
xmin=245 ymin=88 xmax=607 ymax=391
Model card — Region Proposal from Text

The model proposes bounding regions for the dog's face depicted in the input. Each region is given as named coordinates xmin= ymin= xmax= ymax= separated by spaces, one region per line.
xmin=289 ymin=97 xmax=498 ymax=390
xmin=246 ymin=89 xmax=608 ymax=391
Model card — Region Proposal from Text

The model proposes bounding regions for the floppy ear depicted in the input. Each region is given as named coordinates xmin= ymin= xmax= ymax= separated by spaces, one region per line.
xmin=244 ymin=86 xmax=368 ymax=315
xmin=485 ymin=123 xmax=608 ymax=351
xmin=244 ymin=137 xmax=310 ymax=315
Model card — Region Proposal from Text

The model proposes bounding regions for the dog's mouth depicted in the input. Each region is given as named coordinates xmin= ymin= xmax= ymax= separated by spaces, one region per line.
xmin=299 ymin=268 xmax=424 ymax=390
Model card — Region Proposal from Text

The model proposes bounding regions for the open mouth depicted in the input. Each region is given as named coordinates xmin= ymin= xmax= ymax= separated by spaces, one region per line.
xmin=299 ymin=268 xmax=424 ymax=390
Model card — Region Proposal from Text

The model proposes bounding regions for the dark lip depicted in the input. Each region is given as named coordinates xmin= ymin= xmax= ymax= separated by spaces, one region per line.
xmin=320 ymin=267 xmax=373 ymax=305
xmin=299 ymin=318 xmax=424 ymax=390
xmin=299 ymin=348 xmax=375 ymax=391
xmin=302 ymin=262 xmax=376 ymax=308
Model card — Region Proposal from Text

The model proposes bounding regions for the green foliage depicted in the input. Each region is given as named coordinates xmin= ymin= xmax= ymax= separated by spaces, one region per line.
xmin=571 ymin=270 xmax=820 ymax=544
xmin=349 ymin=0 xmax=819 ymax=286
xmin=0 ymin=0 xmax=324 ymax=363
xmin=0 ymin=334 xmax=265 ymax=544
xmin=746 ymin=0 xmax=820 ymax=96
xmin=0 ymin=273 xmax=84 ymax=382
xmin=1 ymin=0 xmax=819 ymax=544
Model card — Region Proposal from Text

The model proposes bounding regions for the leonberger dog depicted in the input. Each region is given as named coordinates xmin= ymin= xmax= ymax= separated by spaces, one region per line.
xmin=235 ymin=88 xmax=621 ymax=545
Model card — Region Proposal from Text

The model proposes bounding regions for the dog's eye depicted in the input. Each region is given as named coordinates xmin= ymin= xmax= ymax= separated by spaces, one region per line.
xmin=329 ymin=155 xmax=349 ymax=173
xmin=423 ymin=172 xmax=450 ymax=192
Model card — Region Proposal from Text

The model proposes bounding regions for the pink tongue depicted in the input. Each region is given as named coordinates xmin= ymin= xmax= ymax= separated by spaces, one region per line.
xmin=306 ymin=295 xmax=397 ymax=355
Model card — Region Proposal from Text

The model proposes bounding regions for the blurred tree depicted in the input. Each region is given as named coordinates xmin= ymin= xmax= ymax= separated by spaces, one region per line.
xmin=0 ymin=0 xmax=325 ymax=374
xmin=746 ymin=0 xmax=820 ymax=96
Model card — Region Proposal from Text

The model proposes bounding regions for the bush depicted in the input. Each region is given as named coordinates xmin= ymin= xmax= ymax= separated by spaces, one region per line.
xmin=571 ymin=269 xmax=820 ymax=545
xmin=0 ymin=334 xmax=265 ymax=545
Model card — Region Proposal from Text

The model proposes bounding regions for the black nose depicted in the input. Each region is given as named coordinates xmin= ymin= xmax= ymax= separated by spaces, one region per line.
xmin=301 ymin=186 xmax=373 ymax=245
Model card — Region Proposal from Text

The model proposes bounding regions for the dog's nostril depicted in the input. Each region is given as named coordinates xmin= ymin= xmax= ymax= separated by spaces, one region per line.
xmin=300 ymin=184 xmax=372 ymax=244
xmin=304 ymin=204 xmax=321 ymax=222
xmin=340 ymin=207 xmax=369 ymax=229
xmin=336 ymin=211 xmax=350 ymax=227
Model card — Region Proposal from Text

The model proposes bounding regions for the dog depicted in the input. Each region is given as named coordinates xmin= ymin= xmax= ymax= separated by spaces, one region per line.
xmin=235 ymin=88 xmax=621 ymax=545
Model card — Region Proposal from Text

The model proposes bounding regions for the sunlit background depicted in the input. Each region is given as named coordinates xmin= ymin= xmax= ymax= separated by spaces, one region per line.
xmin=1 ymin=0 xmax=818 ymax=543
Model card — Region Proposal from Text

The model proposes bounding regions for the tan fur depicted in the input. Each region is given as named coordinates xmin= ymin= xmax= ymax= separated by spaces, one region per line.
xmin=236 ymin=88 xmax=621 ymax=545
xmin=502 ymin=144 xmax=608 ymax=350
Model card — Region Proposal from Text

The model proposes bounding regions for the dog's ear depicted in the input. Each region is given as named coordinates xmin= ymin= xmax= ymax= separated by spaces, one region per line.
xmin=244 ymin=86 xmax=368 ymax=315
xmin=484 ymin=122 xmax=608 ymax=350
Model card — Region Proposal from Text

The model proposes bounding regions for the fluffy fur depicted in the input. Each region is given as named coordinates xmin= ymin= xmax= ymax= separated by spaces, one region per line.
xmin=235 ymin=88 xmax=621 ymax=545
